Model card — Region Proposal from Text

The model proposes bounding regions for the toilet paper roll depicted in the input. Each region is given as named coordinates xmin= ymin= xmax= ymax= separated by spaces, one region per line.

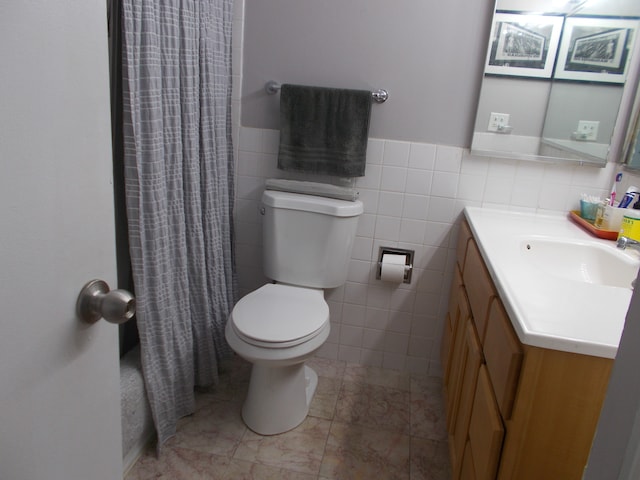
xmin=380 ymin=254 xmax=407 ymax=283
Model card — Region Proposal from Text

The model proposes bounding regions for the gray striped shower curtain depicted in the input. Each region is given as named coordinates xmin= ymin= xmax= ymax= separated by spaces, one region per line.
xmin=121 ymin=0 xmax=236 ymax=450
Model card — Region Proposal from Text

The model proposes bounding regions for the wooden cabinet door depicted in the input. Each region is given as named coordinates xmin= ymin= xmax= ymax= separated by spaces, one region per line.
xmin=442 ymin=266 xmax=464 ymax=387
xmin=468 ymin=365 xmax=505 ymax=480
xmin=483 ymin=298 xmax=523 ymax=420
xmin=449 ymin=320 xmax=483 ymax=479
xmin=463 ymin=239 xmax=496 ymax=343
xmin=460 ymin=440 xmax=477 ymax=480
xmin=446 ymin=287 xmax=472 ymax=430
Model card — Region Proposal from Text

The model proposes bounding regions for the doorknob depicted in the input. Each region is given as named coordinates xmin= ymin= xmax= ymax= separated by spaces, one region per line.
xmin=76 ymin=279 xmax=136 ymax=324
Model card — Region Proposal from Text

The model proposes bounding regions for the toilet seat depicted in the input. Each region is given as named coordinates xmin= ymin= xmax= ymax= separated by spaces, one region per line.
xmin=231 ymin=283 xmax=329 ymax=349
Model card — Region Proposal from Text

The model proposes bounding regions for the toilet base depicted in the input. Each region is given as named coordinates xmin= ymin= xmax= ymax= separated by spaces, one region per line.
xmin=242 ymin=363 xmax=318 ymax=435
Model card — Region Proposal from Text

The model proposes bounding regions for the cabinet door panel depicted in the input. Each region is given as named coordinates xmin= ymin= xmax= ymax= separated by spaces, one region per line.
xmin=484 ymin=298 xmax=523 ymax=420
xmin=443 ymin=266 xmax=464 ymax=386
xmin=461 ymin=440 xmax=477 ymax=480
xmin=457 ymin=218 xmax=472 ymax=272
xmin=463 ymin=240 xmax=496 ymax=343
xmin=446 ymin=288 xmax=472 ymax=430
xmin=450 ymin=321 xmax=483 ymax=479
xmin=469 ymin=365 xmax=505 ymax=480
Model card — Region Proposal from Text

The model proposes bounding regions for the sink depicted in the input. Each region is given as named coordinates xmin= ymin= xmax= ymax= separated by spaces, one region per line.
xmin=520 ymin=237 xmax=639 ymax=289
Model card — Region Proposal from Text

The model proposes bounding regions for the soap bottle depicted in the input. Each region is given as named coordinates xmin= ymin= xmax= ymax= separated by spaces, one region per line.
xmin=618 ymin=201 xmax=640 ymax=241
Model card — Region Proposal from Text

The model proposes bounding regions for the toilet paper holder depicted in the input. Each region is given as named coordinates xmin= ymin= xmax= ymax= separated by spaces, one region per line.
xmin=376 ymin=247 xmax=414 ymax=284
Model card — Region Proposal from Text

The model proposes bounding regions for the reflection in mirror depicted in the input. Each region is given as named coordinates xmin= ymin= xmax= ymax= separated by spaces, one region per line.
xmin=472 ymin=0 xmax=640 ymax=166
xmin=626 ymin=86 xmax=640 ymax=167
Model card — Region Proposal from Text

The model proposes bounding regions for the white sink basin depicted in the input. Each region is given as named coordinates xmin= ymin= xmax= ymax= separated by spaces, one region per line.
xmin=521 ymin=237 xmax=639 ymax=289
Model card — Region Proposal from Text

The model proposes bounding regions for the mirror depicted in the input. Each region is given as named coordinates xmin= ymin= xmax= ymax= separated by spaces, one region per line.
xmin=624 ymin=79 xmax=640 ymax=167
xmin=472 ymin=0 xmax=640 ymax=166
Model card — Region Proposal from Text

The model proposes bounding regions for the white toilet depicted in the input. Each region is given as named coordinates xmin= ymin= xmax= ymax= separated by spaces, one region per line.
xmin=225 ymin=189 xmax=363 ymax=435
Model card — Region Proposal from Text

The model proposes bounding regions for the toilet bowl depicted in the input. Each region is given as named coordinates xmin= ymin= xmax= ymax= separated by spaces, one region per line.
xmin=226 ymin=188 xmax=362 ymax=435
xmin=225 ymin=283 xmax=330 ymax=434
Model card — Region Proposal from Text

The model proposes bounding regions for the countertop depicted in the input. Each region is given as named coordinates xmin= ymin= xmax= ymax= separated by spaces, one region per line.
xmin=464 ymin=207 xmax=639 ymax=358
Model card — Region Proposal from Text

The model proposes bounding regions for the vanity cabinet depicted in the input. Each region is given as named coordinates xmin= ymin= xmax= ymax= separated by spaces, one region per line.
xmin=442 ymin=218 xmax=614 ymax=480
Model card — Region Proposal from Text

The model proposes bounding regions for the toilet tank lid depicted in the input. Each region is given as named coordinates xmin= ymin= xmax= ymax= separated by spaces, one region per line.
xmin=262 ymin=190 xmax=363 ymax=217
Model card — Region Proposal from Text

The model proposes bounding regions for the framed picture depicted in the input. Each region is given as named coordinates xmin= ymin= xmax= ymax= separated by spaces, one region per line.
xmin=485 ymin=13 xmax=564 ymax=78
xmin=554 ymin=17 xmax=639 ymax=83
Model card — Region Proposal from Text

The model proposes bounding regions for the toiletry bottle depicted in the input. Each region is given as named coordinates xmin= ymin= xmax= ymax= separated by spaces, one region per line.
xmin=618 ymin=202 xmax=640 ymax=241
xmin=618 ymin=187 xmax=638 ymax=208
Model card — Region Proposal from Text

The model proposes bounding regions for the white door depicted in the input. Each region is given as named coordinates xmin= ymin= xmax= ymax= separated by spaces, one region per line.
xmin=0 ymin=2 xmax=122 ymax=479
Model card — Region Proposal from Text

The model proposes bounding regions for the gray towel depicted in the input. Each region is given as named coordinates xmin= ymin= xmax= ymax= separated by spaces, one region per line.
xmin=277 ymin=84 xmax=371 ymax=177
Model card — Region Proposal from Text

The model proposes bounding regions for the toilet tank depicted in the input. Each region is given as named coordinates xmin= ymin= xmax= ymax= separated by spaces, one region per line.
xmin=262 ymin=190 xmax=363 ymax=288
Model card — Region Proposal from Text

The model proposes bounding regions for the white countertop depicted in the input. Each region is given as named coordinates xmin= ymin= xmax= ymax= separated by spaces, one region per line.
xmin=464 ymin=207 xmax=640 ymax=358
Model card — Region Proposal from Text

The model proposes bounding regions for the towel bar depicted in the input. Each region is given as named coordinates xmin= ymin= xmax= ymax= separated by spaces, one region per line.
xmin=265 ymin=80 xmax=388 ymax=104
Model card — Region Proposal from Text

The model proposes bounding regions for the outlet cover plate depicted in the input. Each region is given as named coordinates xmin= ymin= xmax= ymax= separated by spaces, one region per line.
xmin=576 ymin=120 xmax=599 ymax=141
xmin=488 ymin=112 xmax=510 ymax=132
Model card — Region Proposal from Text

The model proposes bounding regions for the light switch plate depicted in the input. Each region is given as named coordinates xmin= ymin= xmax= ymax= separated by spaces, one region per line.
xmin=488 ymin=112 xmax=510 ymax=132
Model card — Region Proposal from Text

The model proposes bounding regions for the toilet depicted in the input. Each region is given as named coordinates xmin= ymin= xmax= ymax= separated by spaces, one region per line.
xmin=225 ymin=189 xmax=363 ymax=435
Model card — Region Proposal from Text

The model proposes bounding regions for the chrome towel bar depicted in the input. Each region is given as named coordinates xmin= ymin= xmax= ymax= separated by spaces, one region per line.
xmin=265 ymin=80 xmax=388 ymax=104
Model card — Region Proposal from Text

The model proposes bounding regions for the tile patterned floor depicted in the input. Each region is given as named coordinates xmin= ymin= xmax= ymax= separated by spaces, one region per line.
xmin=125 ymin=356 xmax=451 ymax=480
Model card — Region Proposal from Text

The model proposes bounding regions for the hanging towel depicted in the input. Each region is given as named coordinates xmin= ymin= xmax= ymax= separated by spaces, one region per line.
xmin=277 ymin=84 xmax=371 ymax=177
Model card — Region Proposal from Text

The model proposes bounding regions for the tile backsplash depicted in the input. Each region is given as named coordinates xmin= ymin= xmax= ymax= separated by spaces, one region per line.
xmin=233 ymin=126 xmax=617 ymax=376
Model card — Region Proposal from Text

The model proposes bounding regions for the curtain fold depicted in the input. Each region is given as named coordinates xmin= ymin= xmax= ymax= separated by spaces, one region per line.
xmin=121 ymin=0 xmax=236 ymax=449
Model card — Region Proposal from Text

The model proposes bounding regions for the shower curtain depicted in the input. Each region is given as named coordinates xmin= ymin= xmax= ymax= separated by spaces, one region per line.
xmin=121 ymin=0 xmax=236 ymax=449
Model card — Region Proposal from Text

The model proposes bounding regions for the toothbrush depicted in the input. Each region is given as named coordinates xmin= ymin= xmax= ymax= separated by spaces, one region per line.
xmin=610 ymin=172 xmax=622 ymax=206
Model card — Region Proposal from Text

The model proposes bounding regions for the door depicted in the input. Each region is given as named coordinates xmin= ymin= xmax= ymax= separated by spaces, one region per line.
xmin=0 ymin=2 xmax=122 ymax=479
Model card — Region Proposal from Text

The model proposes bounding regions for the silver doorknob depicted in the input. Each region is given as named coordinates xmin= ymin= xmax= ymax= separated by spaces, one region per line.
xmin=76 ymin=279 xmax=136 ymax=324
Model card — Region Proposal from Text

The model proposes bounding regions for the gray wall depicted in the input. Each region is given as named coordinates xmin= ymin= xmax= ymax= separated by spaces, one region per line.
xmin=241 ymin=0 xmax=494 ymax=147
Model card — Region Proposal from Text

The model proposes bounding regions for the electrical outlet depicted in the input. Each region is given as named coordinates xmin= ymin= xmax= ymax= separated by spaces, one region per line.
xmin=576 ymin=120 xmax=599 ymax=141
xmin=488 ymin=112 xmax=510 ymax=132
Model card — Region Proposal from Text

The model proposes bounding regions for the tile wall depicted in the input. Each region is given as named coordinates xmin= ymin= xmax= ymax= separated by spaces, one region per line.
xmin=231 ymin=0 xmax=623 ymax=376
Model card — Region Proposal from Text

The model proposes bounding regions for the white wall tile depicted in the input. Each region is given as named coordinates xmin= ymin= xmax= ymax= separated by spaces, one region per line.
xmin=344 ymin=281 xmax=369 ymax=305
xmin=351 ymin=236 xmax=373 ymax=261
xmin=426 ymin=196 xmax=457 ymax=223
xmin=435 ymin=145 xmax=462 ymax=172
xmin=399 ymin=218 xmax=426 ymax=244
xmin=262 ymin=129 xmax=280 ymax=154
xmin=342 ymin=303 xmax=367 ymax=326
xmin=366 ymin=138 xmax=385 ymax=165
xmin=340 ymin=325 xmax=363 ymax=347
xmin=374 ymin=216 xmax=402 ymax=241
xmin=356 ymin=213 xmax=376 ymax=238
xmin=380 ymin=166 xmax=408 ymax=192
xmin=360 ymin=349 xmax=384 ymax=367
xmin=383 ymin=140 xmax=411 ymax=167
xmin=356 ymin=164 xmax=382 ymax=189
xmin=405 ymin=169 xmax=433 ymax=195
xmin=457 ymin=173 xmax=486 ymax=202
xmin=409 ymin=142 xmax=436 ymax=170
xmin=238 ymin=127 xmax=263 ymax=152
xmin=402 ymin=194 xmax=430 ymax=220
xmin=377 ymin=191 xmax=404 ymax=217
xmin=338 ymin=345 xmax=362 ymax=363
xmin=431 ymin=171 xmax=459 ymax=198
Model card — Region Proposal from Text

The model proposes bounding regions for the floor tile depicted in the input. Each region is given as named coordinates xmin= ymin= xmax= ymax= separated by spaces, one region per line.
xmin=319 ymin=421 xmax=411 ymax=479
xmin=344 ymin=363 xmax=411 ymax=391
xmin=164 ymin=397 xmax=247 ymax=457
xmin=410 ymin=376 xmax=447 ymax=441
xmin=126 ymin=357 xmax=452 ymax=480
xmin=233 ymin=416 xmax=332 ymax=475
xmin=222 ymin=458 xmax=318 ymax=480
xmin=335 ymin=380 xmax=411 ymax=434
xmin=308 ymin=375 xmax=341 ymax=420
xmin=410 ymin=437 xmax=451 ymax=480
xmin=125 ymin=446 xmax=230 ymax=480
xmin=307 ymin=356 xmax=347 ymax=379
